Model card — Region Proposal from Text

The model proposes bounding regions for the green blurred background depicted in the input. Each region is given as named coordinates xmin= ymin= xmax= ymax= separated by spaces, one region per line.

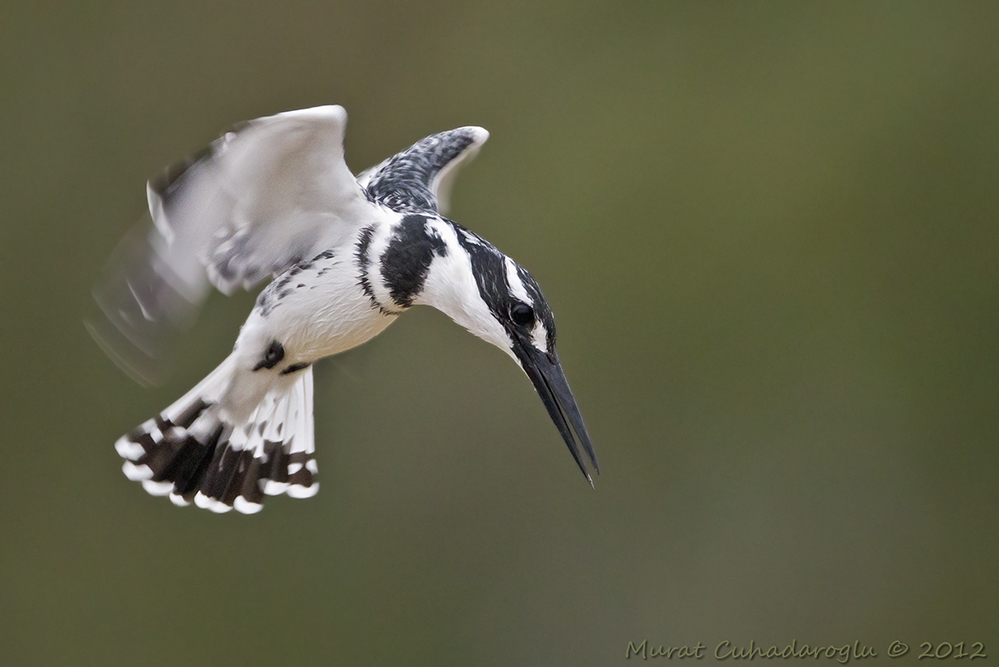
xmin=2 ymin=2 xmax=998 ymax=665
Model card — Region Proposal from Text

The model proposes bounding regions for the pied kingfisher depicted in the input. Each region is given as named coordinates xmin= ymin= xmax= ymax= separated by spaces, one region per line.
xmin=92 ymin=105 xmax=598 ymax=514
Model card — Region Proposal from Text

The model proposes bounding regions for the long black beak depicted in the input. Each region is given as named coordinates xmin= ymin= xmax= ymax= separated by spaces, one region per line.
xmin=513 ymin=341 xmax=599 ymax=486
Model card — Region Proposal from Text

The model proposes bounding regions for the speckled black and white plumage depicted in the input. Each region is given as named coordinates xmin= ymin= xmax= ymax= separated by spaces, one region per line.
xmin=95 ymin=105 xmax=597 ymax=515
xmin=359 ymin=127 xmax=488 ymax=215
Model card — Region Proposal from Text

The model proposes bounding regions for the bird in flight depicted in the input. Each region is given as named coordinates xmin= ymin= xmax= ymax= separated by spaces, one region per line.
xmin=92 ymin=105 xmax=598 ymax=514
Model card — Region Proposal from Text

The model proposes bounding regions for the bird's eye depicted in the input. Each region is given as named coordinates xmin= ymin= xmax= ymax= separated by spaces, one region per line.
xmin=510 ymin=302 xmax=535 ymax=327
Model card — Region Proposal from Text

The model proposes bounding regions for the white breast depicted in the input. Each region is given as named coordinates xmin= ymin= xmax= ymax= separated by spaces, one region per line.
xmin=238 ymin=246 xmax=398 ymax=364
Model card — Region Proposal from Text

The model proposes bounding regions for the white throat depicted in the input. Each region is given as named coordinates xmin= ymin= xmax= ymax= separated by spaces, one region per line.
xmin=415 ymin=220 xmax=514 ymax=359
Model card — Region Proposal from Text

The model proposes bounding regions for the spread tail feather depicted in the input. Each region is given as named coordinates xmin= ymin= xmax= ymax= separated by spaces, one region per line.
xmin=115 ymin=361 xmax=318 ymax=514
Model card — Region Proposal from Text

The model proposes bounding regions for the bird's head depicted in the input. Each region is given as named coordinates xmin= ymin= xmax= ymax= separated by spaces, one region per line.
xmin=416 ymin=220 xmax=600 ymax=485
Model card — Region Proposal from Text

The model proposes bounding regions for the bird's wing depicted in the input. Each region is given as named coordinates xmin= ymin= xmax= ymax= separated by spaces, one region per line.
xmin=357 ymin=126 xmax=489 ymax=215
xmin=150 ymin=104 xmax=371 ymax=295
xmin=90 ymin=105 xmax=374 ymax=385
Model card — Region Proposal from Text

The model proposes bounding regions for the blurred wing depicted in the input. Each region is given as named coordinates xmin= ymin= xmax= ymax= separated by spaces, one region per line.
xmin=358 ymin=126 xmax=488 ymax=215
xmin=151 ymin=104 xmax=371 ymax=295
xmin=90 ymin=105 xmax=374 ymax=384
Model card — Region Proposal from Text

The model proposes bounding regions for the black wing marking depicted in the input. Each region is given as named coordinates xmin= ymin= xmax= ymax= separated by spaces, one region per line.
xmin=360 ymin=126 xmax=489 ymax=215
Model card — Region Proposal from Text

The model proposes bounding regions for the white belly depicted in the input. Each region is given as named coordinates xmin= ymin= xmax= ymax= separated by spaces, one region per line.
xmin=244 ymin=252 xmax=399 ymax=363
xmin=216 ymin=253 xmax=398 ymax=425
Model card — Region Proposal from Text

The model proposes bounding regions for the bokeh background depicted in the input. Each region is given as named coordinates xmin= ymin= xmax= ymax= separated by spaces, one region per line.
xmin=2 ymin=2 xmax=998 ymax=665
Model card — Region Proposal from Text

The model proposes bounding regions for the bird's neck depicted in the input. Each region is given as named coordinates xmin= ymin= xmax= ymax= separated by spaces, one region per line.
xmin=415 ymin=220 xmax=514 ymax=358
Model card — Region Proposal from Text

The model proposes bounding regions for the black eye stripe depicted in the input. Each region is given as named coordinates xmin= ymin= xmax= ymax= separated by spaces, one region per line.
xmin=445 ymin=218 xmax=554 ymax=345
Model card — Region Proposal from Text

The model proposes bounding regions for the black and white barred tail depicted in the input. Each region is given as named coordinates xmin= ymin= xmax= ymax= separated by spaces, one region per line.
xmin=115 ymin=362 xmax=318 ymax=514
